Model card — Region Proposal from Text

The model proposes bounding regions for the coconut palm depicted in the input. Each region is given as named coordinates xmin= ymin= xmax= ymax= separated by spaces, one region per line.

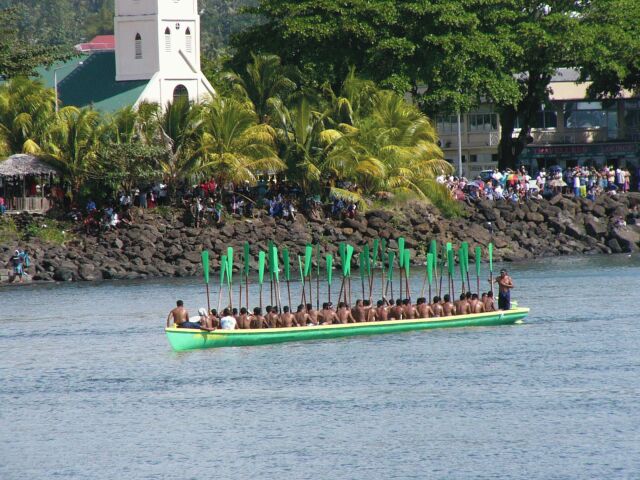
xmin=323 ymin=90 xmax=452 ymax=203
xmin=154 ymin=98 xmax=204 ymax=196
xmin=199 ymin=96 xmax=285 ymax=184
xmin=43 ymin=106 xmax=101 ymax=198
xmin=221 ymin=53 xmax=297 ymax=122
xmin=271 ymin=98 xmax=339 ymax=192
xmin=0 ymin=77 xmax=56 ymax=156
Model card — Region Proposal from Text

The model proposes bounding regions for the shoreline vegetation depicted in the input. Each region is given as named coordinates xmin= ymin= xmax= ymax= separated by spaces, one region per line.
xmin=2 ymin=192 xmax=639 ymax=284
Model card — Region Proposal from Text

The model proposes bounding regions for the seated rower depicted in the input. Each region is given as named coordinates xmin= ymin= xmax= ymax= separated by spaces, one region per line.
xmin=431 ymin=296 xmax=443 ymax=317
xmin=470 ymin=293 xmax=485 ymax=313
xmin=352 ymin=299 xmax=366 ymax=322
xmin=336 ymin=302 xmax=356 ymax=324
xmin=166 ymin=300 xmax=215 ymax=331
xmin=484 ymin=291 xmax=496 ymax=312
xmin=220 ymin=308 xmax=237 ymax=330
xmin=237 ymin=307 xmax=251 ymax=329
xmin=442 ymin=294 xmax=456 ymax=317
xmin=416 ymin=297 xmax=433 ymax=319
xmin=389 ymin=299 xmax=404 ymax=320
xmin=319 ymin=302 xmax=338 ymax=325
xmin=455 ymin=293 xmax=470 ymax=316
xmin=403 ymin=299 xmax=416 ymax=319
xmin=250 ymin=307 xmax=265 ymax=328
xmin=306 ymin=303 xmax=319 ymax=325
xmin=294 ymin=304 xmax=310 ymax=326
xmin=376 ymin=300 xmax=389 ymax=321
xmin=279 ymin=306 xmax=295 ymax=327
xmin=209 ymin=309 xmax=220 ymax=328
xmin=266 ymin=306 xmax=280 ymax=328
xmin=364 ymin=300 xmax=377 ymax=322
xmin=197 ymin=307 xmax=215 ymax=329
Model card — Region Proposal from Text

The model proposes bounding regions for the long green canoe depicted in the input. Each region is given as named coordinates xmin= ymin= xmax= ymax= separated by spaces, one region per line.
xmin=165 ymin=307 xmax=529 ymax=351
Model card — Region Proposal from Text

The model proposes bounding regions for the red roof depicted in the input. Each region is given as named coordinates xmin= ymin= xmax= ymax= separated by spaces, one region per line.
xmin=75 ymin=35 xmax=115 ymax=53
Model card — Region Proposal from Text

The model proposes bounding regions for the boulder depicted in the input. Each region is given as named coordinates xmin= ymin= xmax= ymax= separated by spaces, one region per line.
xmin=525 ymin=211 xmax=545 ymax=223
xmin=611 ymin=226 xmax=640 ymax=252
xmin=607 ymin=238 xmax=623 ymax=254
xmin=54 ymin=268 xmax=75 ymax=282
xmin=584 ymin=216 xmax=607 ymax=237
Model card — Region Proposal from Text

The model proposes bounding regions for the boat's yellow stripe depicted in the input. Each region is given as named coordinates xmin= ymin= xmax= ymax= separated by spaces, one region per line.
xmin=165 ymin=307 xmax=529 ymax=334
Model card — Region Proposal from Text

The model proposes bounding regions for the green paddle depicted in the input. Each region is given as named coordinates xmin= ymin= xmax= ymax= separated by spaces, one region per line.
xmin=258 ymin=250 xmax=265 ymax=310
xmin=201 ymin=250 xmax=211 ymax=313
xmin=282 ymin=247 xmax=292 ymax=309
xmin=475 ymin=246 xmax=482 ymax=294
xmin=326 ymin=253 xmax=333 ymax=303
xmin=488 ymin=242 xmax=494 ymax=293
xmin=403 ymin=249 xmax=410 ymax=299
xmin=447 ymin=248 xmax=455 ymax=298
xmin=217 ymin=254 xmax=227 ymax=311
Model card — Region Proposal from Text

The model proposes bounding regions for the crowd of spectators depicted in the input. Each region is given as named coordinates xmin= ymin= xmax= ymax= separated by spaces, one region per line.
xmin=438 ymin=165 xmax=637 ymax=203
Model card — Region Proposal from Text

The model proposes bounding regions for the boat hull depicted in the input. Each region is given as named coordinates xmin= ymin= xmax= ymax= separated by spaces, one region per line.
xmin=165 ymin=307 xmax=530 ymax=351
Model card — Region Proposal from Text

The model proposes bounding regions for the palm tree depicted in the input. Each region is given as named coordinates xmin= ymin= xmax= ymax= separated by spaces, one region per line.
xmin=323 ymin=90 xmax=452 ymax=204
xmin=271 ymin=98 xmax=337 ymax=192
xmin=155 ymin=98 xmax=204 ymax=197
xmin=43 ymin=107 xmax=101 ymax=199
xmin=0 ymin=77 xmax=56 ymax=156
xmin=221 ymin=53 xmax=297 ymax=122
xmin=199 ymin=96 xmax=285 ymax=184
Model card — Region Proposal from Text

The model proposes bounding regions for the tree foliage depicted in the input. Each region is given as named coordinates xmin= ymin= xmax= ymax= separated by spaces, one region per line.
xmin=0 ymin=7 xmax=71 ymax=78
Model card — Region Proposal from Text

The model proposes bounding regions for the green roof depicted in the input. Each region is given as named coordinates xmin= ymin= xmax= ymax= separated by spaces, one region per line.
xmin=37 ymin=55 xmax=89 ymax=88
xmin=53 ymin=52 xmax=148 ymax=112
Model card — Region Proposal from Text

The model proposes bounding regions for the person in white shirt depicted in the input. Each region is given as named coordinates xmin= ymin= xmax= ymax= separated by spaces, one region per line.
xmin=220 ymin=309 xmax=237 ymax=330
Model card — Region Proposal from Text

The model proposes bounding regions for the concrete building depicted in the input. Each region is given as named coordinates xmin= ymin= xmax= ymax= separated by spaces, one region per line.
xmin=435 ymin=69 xmax=640 ymax=177
xmin=38 ymin=0 xmax=214 ymax=111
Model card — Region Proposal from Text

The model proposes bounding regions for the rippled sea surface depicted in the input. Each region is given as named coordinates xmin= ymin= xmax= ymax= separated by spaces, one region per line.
xmin=1 ymin=255 xmax=639 ymax=479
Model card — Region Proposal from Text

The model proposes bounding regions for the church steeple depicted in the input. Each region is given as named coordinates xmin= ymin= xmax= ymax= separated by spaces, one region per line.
xmin=114 ymin=0 xmax=212 ymax=104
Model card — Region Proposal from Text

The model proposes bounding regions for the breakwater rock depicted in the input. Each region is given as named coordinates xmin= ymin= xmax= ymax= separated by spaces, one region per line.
xmin=2 ymin=193 xmax=639 ymax=283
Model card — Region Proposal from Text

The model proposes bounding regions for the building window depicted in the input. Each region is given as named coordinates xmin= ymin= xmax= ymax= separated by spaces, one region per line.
xmin=173 ymin=84 xmax=189 ymax=103
xmin=468 ymin=113 xmax=498 ymax=132
xmin=435 ymin=114 xmax=458 ymax=134
xmin=185 ymin=27 xmax=192 ymax=53
xmin=564 ymin=101 xmax=606 ymax=128
xmin=164 ymin=27 xmax=171 ymax=52
xmin=134 ymin=33 xmax=142 ymax=59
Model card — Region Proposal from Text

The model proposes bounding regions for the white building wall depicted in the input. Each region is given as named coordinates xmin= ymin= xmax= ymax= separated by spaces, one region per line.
xmin=114 ymin=0 xmax=213 ymax=103
xmin=115 ymin=17 xmax=159 ymax=81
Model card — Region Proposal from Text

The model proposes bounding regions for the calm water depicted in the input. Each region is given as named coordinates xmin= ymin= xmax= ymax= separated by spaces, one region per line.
xmin=1 ymin=256 xmax=639 ymax=479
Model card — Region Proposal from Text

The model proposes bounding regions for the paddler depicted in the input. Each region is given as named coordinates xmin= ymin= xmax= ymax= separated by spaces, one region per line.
xmin=376 ymin=300 xmax=389 ymax=321
xmin=442 ymin=294 xmax=456 ymax=317
xmin=319 ymin=302 xmax=338 ymax=325
xmin=166 ymin=300 xmax=215 ymax=331
xmin=279 ymin=306 xmax=295 ymax=327
xmin=294 ymin=304 xmax=310 ymax=327
xmin=484 ymin=291 xmax=497 ymax=312
xmin=494 ymin=269 xmax=514 ymax=310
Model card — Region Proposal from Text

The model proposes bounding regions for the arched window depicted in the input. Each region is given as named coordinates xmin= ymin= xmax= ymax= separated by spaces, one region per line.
xmin=173 ymin=84 xmax=189 ymax=103
xmin=185 ymin=27 xmax=192 ymax=53
xmin=164 ymin=27 xmax=171 ymax=52
xmin=134 ymin=33 xmax=142 ymax=59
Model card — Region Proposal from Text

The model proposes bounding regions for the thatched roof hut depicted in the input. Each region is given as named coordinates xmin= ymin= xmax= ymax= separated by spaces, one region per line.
xmin=0 ymin=154 xmax=59 ymax=177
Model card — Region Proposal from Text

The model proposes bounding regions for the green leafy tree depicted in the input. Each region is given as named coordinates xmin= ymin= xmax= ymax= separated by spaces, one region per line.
xmin=199 ymin=96 xmax=285 ymax=183
xmin=221 ymin=53 xmax=298 ymax=122
xmin=0 ymin=7 xmax=71 ymax=78
xmin=0 ymin=77 xmax=56 ymax=156
xmin=44 ymin=107 xmax=101 ymax=199
xmin=96 ymin=142 xmax=165 ymax=194
xmin=578 ymin=0 xmax=640 ymax=97
xmin=155 ymin=98 xmax=204 ymax=197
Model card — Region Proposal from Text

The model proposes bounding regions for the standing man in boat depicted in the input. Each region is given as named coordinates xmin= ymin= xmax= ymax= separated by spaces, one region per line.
xmin=494 ymin=269 xmax=514 ymax=310
xmin=166 ymin=300 xmax=215 ymax=331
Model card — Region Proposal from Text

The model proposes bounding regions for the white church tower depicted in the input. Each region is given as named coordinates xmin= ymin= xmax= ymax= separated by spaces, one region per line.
xmin=114 ymin=0 xmax=214 ymax=105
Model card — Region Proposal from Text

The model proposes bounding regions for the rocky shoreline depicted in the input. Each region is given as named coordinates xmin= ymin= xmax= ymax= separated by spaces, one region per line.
xmin=2 ymin=193 xmax=639 ymax=283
